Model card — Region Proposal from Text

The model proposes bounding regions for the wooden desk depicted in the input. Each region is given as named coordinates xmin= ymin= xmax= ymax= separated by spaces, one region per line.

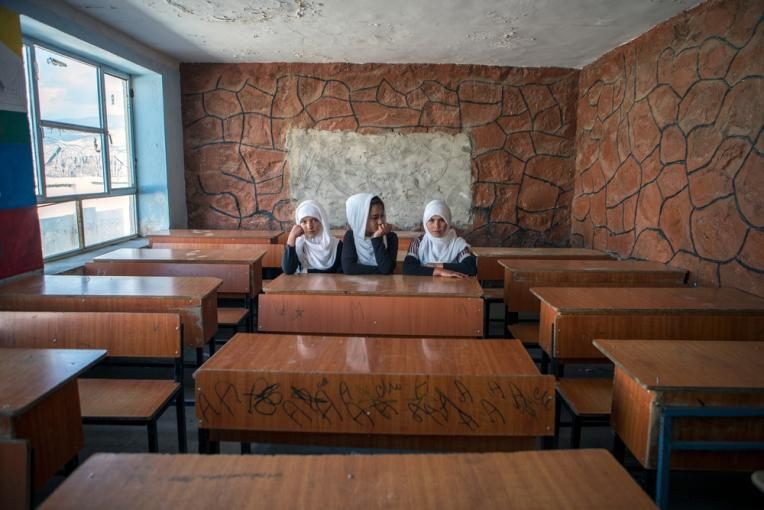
xmin=595 ymin=339 xmax=764 ymax=472
xmin=331 ymin=229 xmax=420 ymax=250
xmin=0 ymin=275 xmax=221 ymax=348
xmin=533 ymin=287 xmax=764 ymax=366
xmin=39 ymin=449 xmax=656 ymax=510
xmin=472 ymin=247 xmax=612 ymax=281
xmin=147 ymin=229 xmax=283 ymax=270
xmin=259 ymin=274 xmax=484 ymax=337
xmin=195 ymin=334 xmax=553 ymax=451
xmin=148 ymin=229 xmax=282 ymax=244
xmin=0 ymin=348 xmax=106 ymax=490
xmin=500 ymin=260 xmax=687 ymax=314
xmin=86 ymin=248 xmax=264 ymax=299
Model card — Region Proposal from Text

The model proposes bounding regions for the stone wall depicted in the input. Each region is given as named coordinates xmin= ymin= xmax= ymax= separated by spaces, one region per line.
xmin=181 ymin=63 xmax=578 ymax=246
xmin=572 ymin=0 xmax=763 ymax=296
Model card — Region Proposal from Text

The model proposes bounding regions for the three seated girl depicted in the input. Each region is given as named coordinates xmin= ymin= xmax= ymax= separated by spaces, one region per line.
xmin=283 ymin=195 xmax=474 ymax=277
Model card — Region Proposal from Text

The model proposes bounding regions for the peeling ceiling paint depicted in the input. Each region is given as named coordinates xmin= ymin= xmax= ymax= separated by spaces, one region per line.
xmin=62 ymin=0 xmax=702 ymax=67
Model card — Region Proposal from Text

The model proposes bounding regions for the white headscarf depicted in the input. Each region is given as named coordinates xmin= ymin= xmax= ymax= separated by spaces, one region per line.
xmin=294 ymin=200 xmax=339 ymax=272
xmin=418 ymin=199 xmax=469 ymax=264
xmin=345 ymin=193 xmax=377 ymax=266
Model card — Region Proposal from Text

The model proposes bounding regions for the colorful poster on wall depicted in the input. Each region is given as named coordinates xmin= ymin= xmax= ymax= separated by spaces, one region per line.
xmin=0 ymin=6 xmax=26 ymax=112
xmin=0 ymin=6 xmax=43 ymax=279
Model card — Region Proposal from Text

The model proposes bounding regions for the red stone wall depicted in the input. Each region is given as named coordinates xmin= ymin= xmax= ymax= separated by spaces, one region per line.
xmin=572 ymin=0 xmax=764 ymax=296
xmin=181 ymin=63 xmax=578 ymax=246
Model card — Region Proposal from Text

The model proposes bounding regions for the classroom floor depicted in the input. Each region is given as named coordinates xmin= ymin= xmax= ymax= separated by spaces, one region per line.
xmin=34 ymin=312 xmax=763 ymax=509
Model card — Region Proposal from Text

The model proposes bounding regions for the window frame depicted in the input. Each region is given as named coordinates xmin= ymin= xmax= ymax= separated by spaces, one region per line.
xmin=23 ymin=37 xmax=139 ymax=260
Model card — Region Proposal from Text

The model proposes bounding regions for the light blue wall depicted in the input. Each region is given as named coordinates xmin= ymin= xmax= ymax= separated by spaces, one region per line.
xmin=1 ymin=0 xmax=187 ymax=231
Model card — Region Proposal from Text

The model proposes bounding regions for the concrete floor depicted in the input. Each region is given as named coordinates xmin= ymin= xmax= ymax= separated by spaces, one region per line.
xmin=35 ymin=323 xmax=764 ymax=509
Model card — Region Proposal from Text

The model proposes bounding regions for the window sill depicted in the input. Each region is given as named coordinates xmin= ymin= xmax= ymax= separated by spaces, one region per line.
xmin=44 ymin=237 xmax=148 ymax=274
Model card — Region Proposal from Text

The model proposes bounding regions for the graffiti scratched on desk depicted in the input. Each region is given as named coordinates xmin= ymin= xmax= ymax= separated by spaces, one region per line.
xmin=197 ymin=373 xmax=553 ymax=436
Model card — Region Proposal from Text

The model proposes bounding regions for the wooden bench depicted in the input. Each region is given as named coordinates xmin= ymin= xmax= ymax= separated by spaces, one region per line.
xmin=507 ymin=322 xmax=539 ymax=346
xmin=481 ymin=287 xmax=505 ymax=337
xmin=555 ymin=378 xmax=613 ymax=448
xmin=216 ymin=307 xmax=249 ymax=329
xmin=0 ymin=311 xmax=187 ymax=453
xmin=507 ymin=322 xmax=542 ymax=362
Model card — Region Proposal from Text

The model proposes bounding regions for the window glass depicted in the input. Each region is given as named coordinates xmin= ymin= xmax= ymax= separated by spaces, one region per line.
xmin=37 ymin=201 xmax=80 ymax=257
xmin=104 ymin=73 xmax=132 ymax=188
xmin=26 ymin=42 xmax=138 ymax=259
xmin=35 ymin=47 xmax=100 ymax=128
xmin=83 ymin=195 xmax=137 ymax=246
xmin=41 ymin=127 xmax=106 ymax=197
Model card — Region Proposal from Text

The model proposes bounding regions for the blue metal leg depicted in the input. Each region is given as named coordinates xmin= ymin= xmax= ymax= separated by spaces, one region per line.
xmin=656 ymin=412 xmax=673 ymax=509
xmin=655 ymin=405 xmax=764 ymax=510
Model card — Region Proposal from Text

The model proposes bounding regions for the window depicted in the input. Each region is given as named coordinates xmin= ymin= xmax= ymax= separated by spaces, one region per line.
xmin=23 ymin=41 xmax=137 ymax=259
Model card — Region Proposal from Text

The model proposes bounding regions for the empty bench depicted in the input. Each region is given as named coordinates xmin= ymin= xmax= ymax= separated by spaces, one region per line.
xmin=0 ymin=311 xmax=187 ymax=453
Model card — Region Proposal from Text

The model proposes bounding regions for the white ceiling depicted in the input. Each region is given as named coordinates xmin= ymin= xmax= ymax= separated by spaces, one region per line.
xmin=62 ymin=0 xmax=702 ymax=68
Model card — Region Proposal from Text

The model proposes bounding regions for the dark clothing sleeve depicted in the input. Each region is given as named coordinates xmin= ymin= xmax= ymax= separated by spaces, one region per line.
xmin=281 ymin=244 xmax=300 ymax=274
xmin=403 ymin=255 xmax=435 ymax=276
xmin=444 ymin=254 xmax=477 ymax=276
xmin=341 ymin=230 xmax=398 ymax=275
xmin=281 ymin=241 xmax=344 ymax=274
xmin=374 ymin=232 xmax=398 ymax=274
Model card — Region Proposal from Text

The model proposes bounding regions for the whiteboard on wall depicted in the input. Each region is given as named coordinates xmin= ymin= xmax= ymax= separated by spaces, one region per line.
xmin=286 ymin=129 xmax=472 ymax=229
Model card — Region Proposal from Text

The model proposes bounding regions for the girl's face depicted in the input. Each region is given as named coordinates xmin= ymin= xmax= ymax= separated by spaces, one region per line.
xmin=426 ymin=215 xmax=448 ymax=238
xmin=366 ymin=203 xmax=386 ymax=235
xmin=300 ymin=216 xmax=322 ymax=238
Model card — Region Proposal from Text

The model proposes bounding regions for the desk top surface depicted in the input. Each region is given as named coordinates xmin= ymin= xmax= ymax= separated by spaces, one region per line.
xmin=263 ymin=274 xmax=483 ymax=297
xmin=532 ymin=287 xmax=764 ymax=314
xmin=497 ymin=259 xmax=687 ymax=275
xmin=472 ymin=247 xmax=611 ymax=259
xmin=0 ymin=348 xmax=106 ymax=417
xmin=94 ymin=248 xmax=266 ymax=264
xmin=148 ymin=229 xmax=282 ymax=242
xmin=594 ymin=340 xmax=764 ymax=391
xmin=0 ymin=275 xmax=222 ymax=299
xmin=39 ymin=449 xmax=656 ymax=510
xmin=196 ymin=334 xmax=536 ymax=376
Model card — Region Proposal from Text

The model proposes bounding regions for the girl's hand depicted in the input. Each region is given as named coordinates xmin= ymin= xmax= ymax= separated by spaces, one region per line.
xmin=373 ymin=223 xmax=392 ymax=238
xmin=433 ymin=267 xmax=468 ymax=278
xmin=287 ymin=225 xmax=304 ymax=246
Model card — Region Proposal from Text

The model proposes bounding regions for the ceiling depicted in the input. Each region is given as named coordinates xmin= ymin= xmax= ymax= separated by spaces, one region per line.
xmin=63 ymin=0 xmax=702 ymax=68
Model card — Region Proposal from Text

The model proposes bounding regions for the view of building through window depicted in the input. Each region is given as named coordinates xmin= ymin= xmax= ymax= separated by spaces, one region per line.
xmin=23 ymin=42 xmax=137 ymax=258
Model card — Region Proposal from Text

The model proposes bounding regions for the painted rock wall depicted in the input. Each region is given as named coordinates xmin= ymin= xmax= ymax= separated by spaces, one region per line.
xmin=572 ymin=0 xmax=763 ymax=296
xmin=181 ymin=63 xmax=579 ymax=246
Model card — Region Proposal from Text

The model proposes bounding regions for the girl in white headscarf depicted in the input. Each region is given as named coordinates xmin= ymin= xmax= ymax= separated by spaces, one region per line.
xmin=282 ymin=199 xmax=342 ymax=274
xmin=403 ymin=199 xmax=476 ymax=278
xmin=341 ymin=193 xmax=398 ymax=274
